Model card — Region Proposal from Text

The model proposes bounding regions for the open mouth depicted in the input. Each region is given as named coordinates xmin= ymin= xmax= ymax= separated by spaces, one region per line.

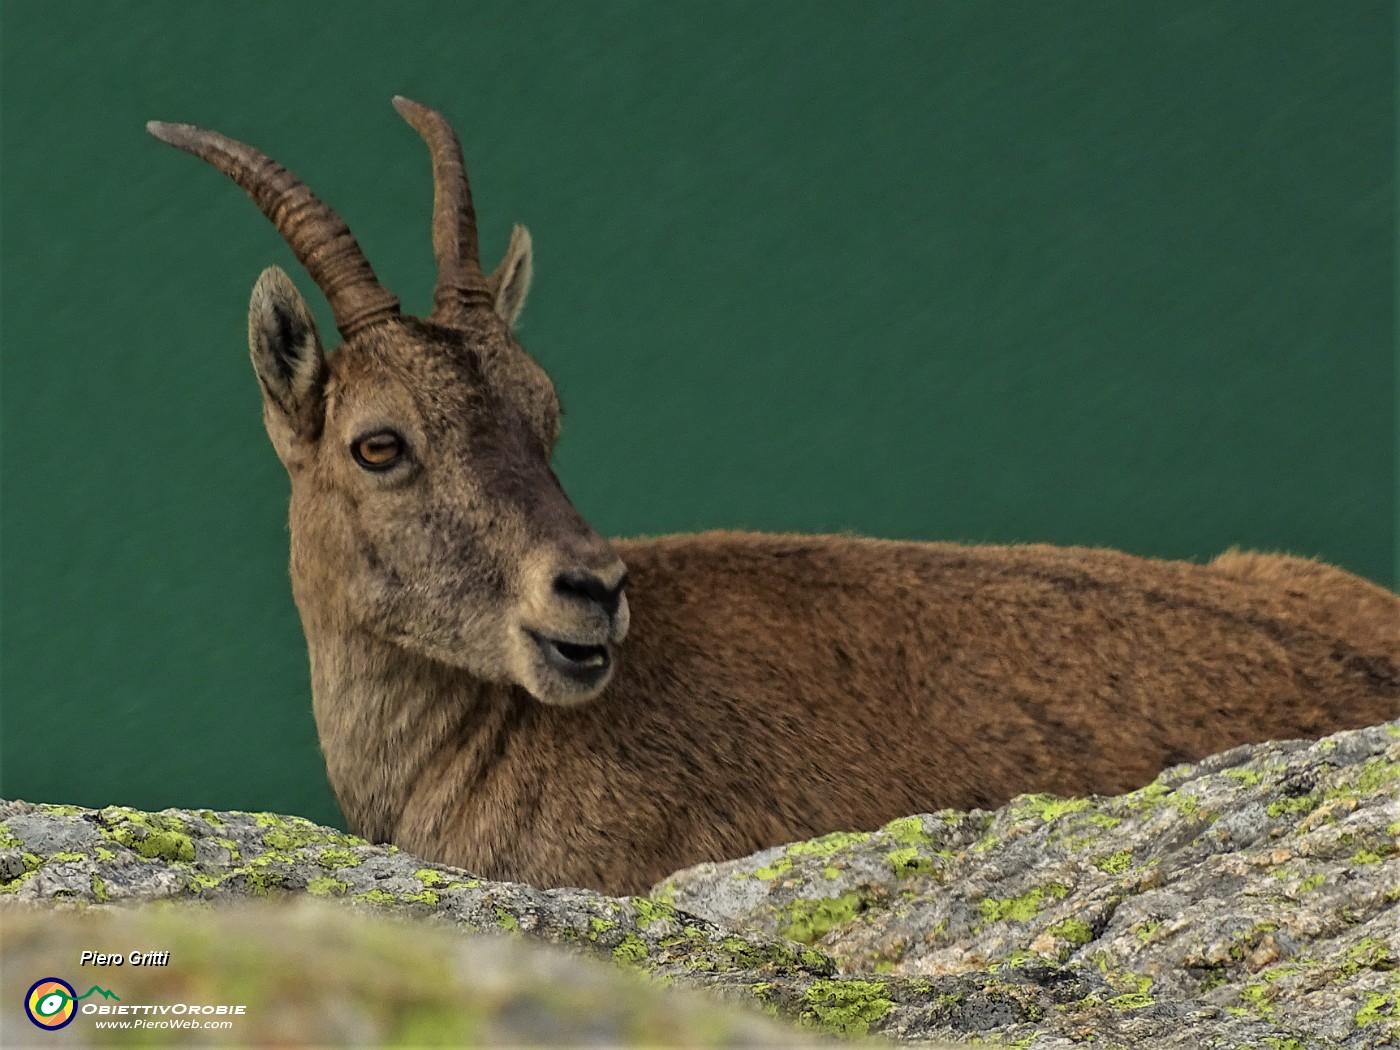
xmin=528 ymin=630 xmax=612 ymax=684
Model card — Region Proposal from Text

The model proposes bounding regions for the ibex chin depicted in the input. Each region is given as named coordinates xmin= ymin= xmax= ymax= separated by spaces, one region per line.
xmin=148 ymin=98 xmax=1399 ymax=896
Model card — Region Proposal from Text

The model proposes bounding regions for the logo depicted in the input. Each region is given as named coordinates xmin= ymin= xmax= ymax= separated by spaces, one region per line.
xmin=24 ymin=979 xmax=119 ymax=1031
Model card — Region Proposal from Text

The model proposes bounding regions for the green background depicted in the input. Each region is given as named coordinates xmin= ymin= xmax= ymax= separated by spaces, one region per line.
xmin=2 ymin=3 xmax=1394 ymax=829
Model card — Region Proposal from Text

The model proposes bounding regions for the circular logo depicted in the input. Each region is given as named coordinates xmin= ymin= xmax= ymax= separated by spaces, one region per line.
xmin=25 ymin=978 xmax=77 ymax=1030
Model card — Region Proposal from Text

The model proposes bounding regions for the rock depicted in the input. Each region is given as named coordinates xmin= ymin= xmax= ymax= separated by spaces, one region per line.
xmin=0 ymin=899 xmax=817 ymax=1047
xmin=0 ymin=802 xmax=830 ymax=990
xmin=0 ymin=800 xmax=930 ymax=1045
xmin=3 ymin=720 xmax=1396 ymax=1047
xmin=658 ymin=719 xmax=1400 ymax=1048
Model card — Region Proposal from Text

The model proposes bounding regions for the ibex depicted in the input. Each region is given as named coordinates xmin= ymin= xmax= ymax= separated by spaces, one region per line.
xmin=148 ymin=98 xmax=1399 ymax=896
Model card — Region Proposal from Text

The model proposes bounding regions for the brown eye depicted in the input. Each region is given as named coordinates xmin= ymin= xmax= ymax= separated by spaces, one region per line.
xmin=351 ymin=430 xmax=405 ymax=471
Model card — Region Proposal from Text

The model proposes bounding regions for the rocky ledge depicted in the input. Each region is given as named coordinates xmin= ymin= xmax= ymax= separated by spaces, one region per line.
xmin=2 ymin=720 xmax=1397 ymax=1048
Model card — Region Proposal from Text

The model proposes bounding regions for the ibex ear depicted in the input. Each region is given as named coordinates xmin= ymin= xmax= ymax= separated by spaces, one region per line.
xmin=248 ymin=266 xmax=326 ymax=440
xmin=487 ymin=224 xmax=533 ymax=328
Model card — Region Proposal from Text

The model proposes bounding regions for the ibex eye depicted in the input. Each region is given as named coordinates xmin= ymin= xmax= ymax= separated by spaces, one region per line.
xmin=351 ymin=430 xmax=405 ymax=471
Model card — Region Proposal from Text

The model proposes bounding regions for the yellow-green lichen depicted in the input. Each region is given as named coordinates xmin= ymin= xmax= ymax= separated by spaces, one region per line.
xmin=1356 ymin=987 xmax=1399 ymax=1027
xmin=612 ymin=933 xmax=649 ymax=965
xmin=750 ymin=856 xmax=794 ymax=880
xmin=1127 ymin=781 xmax=1201 ymax=818
xmin=1004 ymin=948 xmax=1049 ymax=968
xmin=410 ymin=868 xmax=478 ymax=891
xmin=1105 ymin=973 xmax=1154 ymax=1010
xmin=978 ymin=882 xmax=1068 ymax=923
xmin=355 ymin=889 xmax=398 ymax=905
xmin=1257 ymin=963 xmax=1308 ymax=984
xmin=1092 ymin=850 xmax=1133 ymax=875
xmin=264 ymin=827 xmax=337 ymax=852
xmin=1354 ymin=758 xmax=1400 ymax=794
xmin=253 ymin=813 xmax=366 ymax=847
xmin=306 ymin=876 xmax=350 ymax=897
xmin=240 ymin=866 xmax=286 ymax=897
xmin=882 ymin=815 xmax=932 ymax=846
xmin=318 ymin=848 xmax=361 ymax=869
xmin=1236 ymin=981 xmax=1276 ymax=1018
xmin=799 ymin=979 xmax=893 ymax=1038
xmin=109 ymin=826 xmax=195 ymax=863
xmin=787 ymin=831 xmax=871 ymax=858
xmin=630 ymin=897 xmax=677 ymax=928
xmin=1351 ymin=849 xmax=1388 ymax=865
xmin=90 ymin=873 xmax=109 ymax=901
xmin=1223 ymin=768 xmax=1265 ymax=786
xmin=495 ymin=907 xmax=522 ymax=934
xmin=1047 ymin=918 xmax=1094 ymax=945
xmin=98 ymin=810 xmax=199 ymax=862
xmin=715 ymin=936 xmax=793 ymax=971
xmin=1267 ymin=795 xmax=1320 ymax=819
xmin=0 ymin=826 xmax=22 ymax=849
xmin=780 ymin=892 xmax=866 ymax=943
xmin=187 ymin=872 xmax=222 ymax=892
xmin=1013 ymin=793 xmax=1093 ymax=822
xmin=1341 ymin=937 xmax=1393 ymax=974
xmin=0 ymin=873 xmax=36 ymax=895
xmin=971 ymin=830 xmax=1001 ymax=853
xmin=1297 ymin=872 xmax=1326 ymax=893
xmin=887 ymin=847 xmax=933 ymax=878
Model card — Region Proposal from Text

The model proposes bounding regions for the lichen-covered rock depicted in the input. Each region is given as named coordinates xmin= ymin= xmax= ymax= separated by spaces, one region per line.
xmin=0 ymin=802 xmax=830 ymax=989
xmin=0 ymin=898 xmax=819 ymax=1046
xmin=5 ymin=721 xmax=1396 ymax=1047
xmin=658 ymin=720 xmax=1400 ymax=1048
xmin=0 ymin=800 xmax=947 ymax=1045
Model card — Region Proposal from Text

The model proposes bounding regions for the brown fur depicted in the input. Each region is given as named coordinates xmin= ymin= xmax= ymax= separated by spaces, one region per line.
xmin=152 ymin=100 xmax=1400 ymax=896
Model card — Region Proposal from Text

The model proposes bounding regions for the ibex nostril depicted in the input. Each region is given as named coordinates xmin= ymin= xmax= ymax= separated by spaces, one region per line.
xmin=553 ymin=569 xmax=628 ymax=618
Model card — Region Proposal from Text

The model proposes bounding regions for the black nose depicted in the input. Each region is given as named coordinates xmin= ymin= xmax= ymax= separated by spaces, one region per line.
xmin=553 ymin=568 xmax=628 ymax=618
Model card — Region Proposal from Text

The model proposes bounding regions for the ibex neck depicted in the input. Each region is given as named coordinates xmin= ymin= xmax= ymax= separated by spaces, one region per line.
xmin=305 ymin=626 xmax=499 ymax=844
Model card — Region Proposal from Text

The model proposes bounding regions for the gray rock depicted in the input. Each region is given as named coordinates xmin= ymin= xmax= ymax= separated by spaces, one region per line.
xmin=0 ymin=801 xmax=906 ymax=1045
xmin=658 ymin=720 xmax=1400 ymax=1048
xmin=4 ymin=720 xmax=1396 ymax=1047
xmin=0 ymin=802 xmax=830 ymax=989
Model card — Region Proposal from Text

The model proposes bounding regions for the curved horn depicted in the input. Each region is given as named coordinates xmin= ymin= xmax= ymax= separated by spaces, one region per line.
xmin=146 ymin=120 xmax=401 ymax=340
xmin=391 ymin=95 xmax=493 ymax=321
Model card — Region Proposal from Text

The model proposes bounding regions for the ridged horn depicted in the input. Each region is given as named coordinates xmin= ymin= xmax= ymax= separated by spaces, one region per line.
xmin=146 ymin=120 xmax=401 ymax=340
xmin=391 ymin=95 xmax=493 ymax=321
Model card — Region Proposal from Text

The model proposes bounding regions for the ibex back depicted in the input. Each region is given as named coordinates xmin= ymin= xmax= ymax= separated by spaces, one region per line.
xmin=149 ymin=98 xmax=1399 ymax=895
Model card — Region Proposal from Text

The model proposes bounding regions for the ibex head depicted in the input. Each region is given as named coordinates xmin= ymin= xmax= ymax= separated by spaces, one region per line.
xmin=148 ymin=97 xmax=628 ymax=706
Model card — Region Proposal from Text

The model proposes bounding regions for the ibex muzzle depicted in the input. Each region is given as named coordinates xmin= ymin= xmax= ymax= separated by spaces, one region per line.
xmin=149 ymin=98 xmax=627 ymax=706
